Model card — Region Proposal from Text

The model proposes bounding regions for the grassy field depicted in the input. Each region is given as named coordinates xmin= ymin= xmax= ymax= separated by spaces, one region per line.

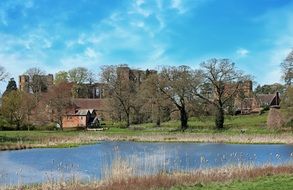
xmin=171 ymin=174 xmax=293 ymax=190
xmin=1 ymin=113 xmax=292 ymax=150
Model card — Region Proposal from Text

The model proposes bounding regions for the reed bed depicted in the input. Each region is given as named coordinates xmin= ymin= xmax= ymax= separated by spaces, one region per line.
xmin=3 ymin=155 xmax=293 ymax=190
xmin=7 ymin=164 xmax=293 ymax=190
xmin=1 ymin=132 xmax=293 ymax=151
xmin=94 ymin=133 xmax=293 ymax=144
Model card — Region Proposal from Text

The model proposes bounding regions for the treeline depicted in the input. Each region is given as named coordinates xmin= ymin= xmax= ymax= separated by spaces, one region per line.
xmin=0 ymin=49 xmax=292 ymax=130
xmin=1 ymin=59 xmax=248 ymax=130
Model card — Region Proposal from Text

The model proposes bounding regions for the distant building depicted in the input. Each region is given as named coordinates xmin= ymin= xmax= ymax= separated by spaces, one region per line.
xmin=62 ymin=98 xmax=110 ymax=128
xmin=19 ymin=74 xmax=54 ymax=93
xmin=62 ymin=109 xmax=95 ymax=128
xmin=117 ymin=66 xmax=157 ymax=88
xmin=234 ymin=86 xmax=281 ymax=114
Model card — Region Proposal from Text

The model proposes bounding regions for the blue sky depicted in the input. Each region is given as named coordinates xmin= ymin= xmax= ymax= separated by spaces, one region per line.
xmin=0 ymin=0 xmax=293 ymax=92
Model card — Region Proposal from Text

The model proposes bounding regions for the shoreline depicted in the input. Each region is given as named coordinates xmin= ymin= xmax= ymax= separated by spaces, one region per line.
xmin=5 ymin=164 xmax=293 ymax=190
xmin=1 ymin=132 xmax=293 ymax=151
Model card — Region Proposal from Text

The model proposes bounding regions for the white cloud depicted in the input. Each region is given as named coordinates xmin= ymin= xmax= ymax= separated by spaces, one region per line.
xmin=136 ymin=0 xmax=145 ymax=6
xmin=171 ymin=0 xmax=186 ymax=14
xmin=236 ymin=48 xmax=249 ymax=57
xmin=84 ymin=48 xmax=101 ymax=59
xmin=130 ymin=0 xmax=151 ymax=18
xmin=257 ymin=4 xmax=293 ymax=84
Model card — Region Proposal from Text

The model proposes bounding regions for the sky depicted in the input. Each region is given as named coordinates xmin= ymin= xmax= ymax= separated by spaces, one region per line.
xmin=0 ymin=0 xmax=293 ymax=93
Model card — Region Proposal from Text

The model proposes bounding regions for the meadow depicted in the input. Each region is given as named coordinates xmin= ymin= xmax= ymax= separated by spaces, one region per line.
xmin=0 ymin=113 xmax=293 ymax=150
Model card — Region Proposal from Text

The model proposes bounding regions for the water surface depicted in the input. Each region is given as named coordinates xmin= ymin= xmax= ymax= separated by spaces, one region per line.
xmin=0 ymin=141 xmax=293 ymax=186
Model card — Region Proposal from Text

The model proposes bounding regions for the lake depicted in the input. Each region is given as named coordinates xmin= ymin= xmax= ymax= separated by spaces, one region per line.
xmin=0 ymin=141 xmax=293 ymax=186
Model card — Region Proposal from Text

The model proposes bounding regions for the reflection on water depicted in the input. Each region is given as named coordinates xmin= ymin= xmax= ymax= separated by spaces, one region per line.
xmin=0 ymin=141 xmax=293 ymax=186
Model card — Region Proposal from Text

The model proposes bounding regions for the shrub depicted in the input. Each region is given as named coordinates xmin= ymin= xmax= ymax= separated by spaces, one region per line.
xmin=34 ymin=123 xmax=57 ymax=130
xmin=267 ymin=108 xmax=285 ymax=129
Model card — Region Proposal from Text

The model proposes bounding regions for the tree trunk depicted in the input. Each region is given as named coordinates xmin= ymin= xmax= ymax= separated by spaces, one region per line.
xmin=155 ymin=103 xmax=161 ymax=127
xmin=16 ymin=120 xmax=20 ymax=130
xmin=180 ymin=108 xmax=188 ymax=131
xmin=126 ymin=112 xmax=130 ymax=127
xmin=215 ymin=107 xmax=224 ymax=129
xmin=59 ymin=117 xmax=63 ymax=131
xmin=27 ymin=114 xmax=30 ymax=131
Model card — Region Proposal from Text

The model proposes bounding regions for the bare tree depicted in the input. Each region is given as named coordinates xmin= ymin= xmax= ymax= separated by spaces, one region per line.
xmin=139 ymin=71 xmax=169 ymax=127
xmin=281 ymin=50 xmax=293 ymax=86
xmin=100 ymin=65 xmax=135 ymax=127
xmin=0 ymin=66 xmax=8 ymax=82
xmin=196 ymin=59 xmax=248 ymax=129
xmin=24 ymin=67 xmax=47 ymax=94
xmin=87 ymin=71 xmax=97 ymax=85
xmin=46 ymin=82 xmax=73 ymax=130
xmin=158 ymin=66 xmax=201 ymax=131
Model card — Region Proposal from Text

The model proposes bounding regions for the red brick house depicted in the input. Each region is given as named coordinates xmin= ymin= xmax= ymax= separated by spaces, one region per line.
xmin=62 ymin=99 xmax=110 ymax=128
xmin=62 ymin=109 xmax=93 ymax=128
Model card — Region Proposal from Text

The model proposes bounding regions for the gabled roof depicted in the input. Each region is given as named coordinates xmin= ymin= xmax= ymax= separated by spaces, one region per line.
xmin=73 ymin=98 xmax=104 ymax=110
xmin=256 ymin=92 xmax=280 ymax=106
xmin=256 ymin=94 xmax=275 ymax=105
xmin=75 ymin=109 xmax=90 ymax=116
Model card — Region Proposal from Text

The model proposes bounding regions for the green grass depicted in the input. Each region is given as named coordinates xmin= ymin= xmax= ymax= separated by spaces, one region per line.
xmin=1 ymin=113 xmax=292 ymax=149
xmin=120 ymin=113 xmax=281 ymax=135
xmin=171 ymin=174 xmax=293 ymax=190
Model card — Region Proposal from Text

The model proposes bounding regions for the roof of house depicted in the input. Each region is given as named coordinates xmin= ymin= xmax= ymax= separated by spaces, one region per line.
xmin=256 ymin=92 xmax=280 ymax=106
xmin=73 ymin=98 xmax=104 ymax=110
xmin=75 ymin=109 xmax=90 ymax=115
xmin=257 ymin=94 xmax=275 ymax=105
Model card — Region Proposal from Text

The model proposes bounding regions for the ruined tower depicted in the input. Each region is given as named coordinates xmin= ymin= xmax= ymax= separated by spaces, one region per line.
xmin=19 ymin=75 xmax=30 ymax=93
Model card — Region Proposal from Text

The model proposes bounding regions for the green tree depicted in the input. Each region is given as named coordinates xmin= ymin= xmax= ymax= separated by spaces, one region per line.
xmin=68 ymin=67 xmax=89 ymax=84
xmin=68 ymin=67 xmax=95 ymax=98
xmin=1 ymin=91 xmax=29 ymax=129
xmin=3 ymin=78 xmax=17 ymax=96
xmin=54 ymin=71 xmax=69 ymax=84
xmin=254 ymin=84 xmax=285 ymax=94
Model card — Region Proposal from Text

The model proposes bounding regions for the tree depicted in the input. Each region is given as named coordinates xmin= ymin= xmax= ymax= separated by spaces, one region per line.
xmin=280 ymin=86 xmax=293 ymax=128
xmin=3 ymin=78 xmax=17 ymax=96
xmin=139 ymin=72 xmax=165 ymax=127
xmin=68 ymin=67 xmax=95 ymax=98
xmin=1 ymin=91 xmax=30 ymax=129
xmin=196 ymin=59 xmax=248 ymax=129
xmin=68 ymin=67 xmax=89 ymax=84
xmin=0 ymin=66 xmax=8 ymax=82
xmin=254 ymin=83 xmax=286 ymax=94
xmin=281 ymin=86 xmax=293 ymax=109
xmin=87 ymin=71 xmax=97 ymax=85
xmin=55 ymin=71 xmax=69 ymax=84
xmin=46 ymin=82 xmax=73 ymax=130
xmin=100 ymin=65 xmax=135 ymax=127
xmin=24 ymin=67 xmax=48 ymax=94
xmin=158 ymin=66 xmax=201 ymax=131
xmin=281 ymin=50 xmax=293 ymax=86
